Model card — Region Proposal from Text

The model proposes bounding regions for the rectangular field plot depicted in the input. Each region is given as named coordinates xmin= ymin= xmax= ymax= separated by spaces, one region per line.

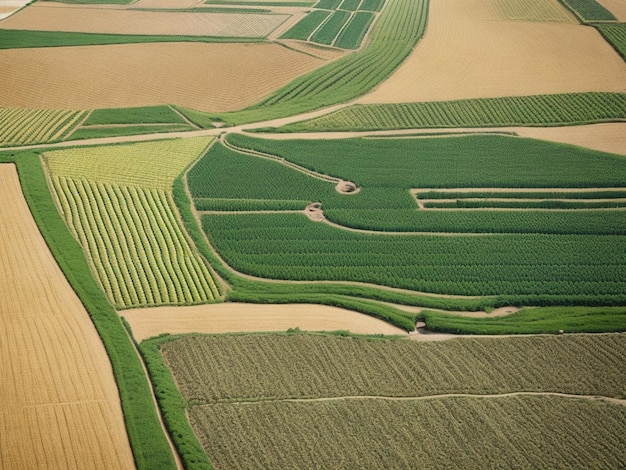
xmin=359 ymin=0 xmax=384 ymax=11
xmin=280 ymin=9 xmax=330 ymax=39
xmin=1 ymin=5 xmax=290 ymax=37
xmin=310 ymin=10 xmax=351 ymax=45
xmin=414 ymin=188 xmax=626 ymax=210
xmin=153 ymin=333 xmax=626 ymax=468
xmin=339 ymin=0 xmax=360 ymax=10
xmin=335 ymin=11 xmax=374 ymax=48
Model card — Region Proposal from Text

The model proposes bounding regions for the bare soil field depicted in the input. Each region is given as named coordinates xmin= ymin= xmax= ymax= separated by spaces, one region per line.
xmin=0 ymin=43 xmax=325 ymax=111
xmin=596 ymin=0 xmax=626 ymax=21
xmin=122 ymin=303 xmax=407 ymax=341
xmin=0 ymin=165 xmax=134 ymax=469
xmin=133 ymin=0 xmax=204 ymax=8
xmin=2 ymin=4 xmax=289 ymax=37
xmin=359 ymin=0 xmax=626 ymax=104
xmin=0 ymin=0 xmax=29 ymax=19
xmin=516 ymin=123 xmax=626 ymax=156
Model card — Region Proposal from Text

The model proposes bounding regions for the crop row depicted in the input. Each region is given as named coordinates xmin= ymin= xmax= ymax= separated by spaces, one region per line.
xmin=594 ymin=23 xmax=626 ymax=60
xmin=202 ymin=212 xmax=626 ymax=299
xmin=423 ymin=199 xmax=626 ymax=209
xmin=53 ymin=177 xmax=219 ymax=308
xmin=192 ymin=396 xmax=626 ymax=469
xmin=316 ymin=0 xmax=384 ymax=11
xmin=559 ymin=0 xmax=616 ymax=21
xmin=195 ymin=198 xmax=308 ymax=211
xmin=326 ymin=207 xmax=626 ymax=234
xmin=416 ymin=189 xmax=626 ymax=200
xmin=283 ymin=92 xmax=626 ymax=131
xmin=0 ymin=108 xmax=86 ymax=147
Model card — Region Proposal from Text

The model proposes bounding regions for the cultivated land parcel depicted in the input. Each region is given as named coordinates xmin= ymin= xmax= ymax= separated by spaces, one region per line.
xmin=1 ymin=0 xmax=626 ymax=467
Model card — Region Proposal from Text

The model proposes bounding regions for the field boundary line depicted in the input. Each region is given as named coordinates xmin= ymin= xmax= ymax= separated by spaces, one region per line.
xmin=214 ymin=391 xmax=626 ymax=407
xmin=168 ymin=105 xmax=200 ymax=129
xmin=221 ymin=133 xmax=340 ymax=183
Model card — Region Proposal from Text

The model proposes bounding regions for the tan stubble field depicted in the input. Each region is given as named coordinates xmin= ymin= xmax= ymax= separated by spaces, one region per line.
xmin=359 ymin=0 xmax=626 ymax=104
xmin=0 ymin=165 xmax=134 ymax=469
xmin=0 ymin=42 xmax=325 ymax=111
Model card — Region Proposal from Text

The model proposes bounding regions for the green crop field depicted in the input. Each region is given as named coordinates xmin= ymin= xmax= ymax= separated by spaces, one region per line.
xmin=559 ymin=0 xmax=617 ymax=22
xmin=279 ymin=10 xmax=331 ymax=39
xmin=335 ymin=11 xmax=375 ymax=48
xmin=594 ymin=23 xmax=626 ymax=60
xmin=140 ymin=332 xmax=626 ymax=468
xmin=45 ymin=137 xmax=221 ymax=308
xmin=310 ymin=10 xmax=351 ymax=45
xmin=278 ymin=92 xmax=626 ymax=131
xmin=0 ymin=108 xmax=87 ymax=147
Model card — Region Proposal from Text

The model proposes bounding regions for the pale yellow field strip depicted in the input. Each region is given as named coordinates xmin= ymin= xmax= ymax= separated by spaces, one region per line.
xmin=0 ymin=43 xmax=325 ymax=111
xmin=360 ymin=0 xmax=626 ymax=104
xmin=596 ymin=0 xmax=626 ymax=21
xmin=133 ymin=0 xmax=204 ymax=8
xmin=2 ymin=4 xmax=289 ymax=37
xmin=122 ymin=303 xmax=407 ymax=341
xmin=0 ymin=165 xmax=134 ymax=469
xmin=0 ymin=0 xmax=28 ymax=20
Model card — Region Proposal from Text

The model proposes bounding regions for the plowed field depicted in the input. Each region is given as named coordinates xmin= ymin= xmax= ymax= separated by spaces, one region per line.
xmin=0 ymin=43 xmax=325 ymax=111
xmin=0 ymin=164 xmax=134 ymax=469
xmin=123 ymin=303 xmax=407 ymax=341
xmin=597 ymin=0 xmax=626 ymax=21
xmin=2 ymin=4 xmax=288 ymax=37
xmin=360 ymin=0 xmax=626 ymax=104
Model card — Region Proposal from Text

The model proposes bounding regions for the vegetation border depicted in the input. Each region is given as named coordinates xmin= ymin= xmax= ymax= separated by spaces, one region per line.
xmin=0 ymin=150 xmax=176 ymax=469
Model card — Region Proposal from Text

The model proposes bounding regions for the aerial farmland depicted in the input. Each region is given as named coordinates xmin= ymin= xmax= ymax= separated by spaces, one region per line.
xmin=0 ymin=0 xmax=625 ymax=467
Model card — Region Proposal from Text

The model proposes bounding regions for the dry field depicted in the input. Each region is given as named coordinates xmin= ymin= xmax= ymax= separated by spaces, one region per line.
xmin=133 ymin=0 xmax=204 ymax=8
xmin=515 ymin=123 xmax=626 ymax=156
xmin=0 ymin=0 xmax=29 ymax=20
xmin=0 ymin=43 xmax=325 ymax=111
xmin=2 ymin=4 xmax=289 ymax=37
xmin=0 ymin=165 xmax=134 ymax=469
xmin=123 ymin=303 xmax=406 ymax=341
xmin=359 ymin=0 xmax=626 ymax=104
xmin=597 ymin=0 xmax=626 ymax=21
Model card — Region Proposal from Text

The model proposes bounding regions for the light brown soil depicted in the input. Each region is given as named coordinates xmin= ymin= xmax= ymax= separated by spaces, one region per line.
xmin=596 ymin=0 xmax=626 ymax=21
xmin=133 ymin=0 xmax=203 ymax=8
xmin=0 ymin=43 xmax=325 ymax=111
xmin=0 ymin=164 xmax=134 ymax=469
xmin=122 ymin=303 xmax=407 ymax=341
xmin=278 ymin=40 xmax=349 ymax=61
xmin=2 ymin=4 xmax=289 ymax=37
xmin=516 ymin=123 xmax=626 ymax=156
xmin=359 ymin=0 xmax=626 ymax=104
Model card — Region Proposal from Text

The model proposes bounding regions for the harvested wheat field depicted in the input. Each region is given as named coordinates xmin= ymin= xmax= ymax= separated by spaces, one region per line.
xmin=2 ymin=4 xmax=288 ymax=37
xmin=0 ymin=43 xmax=325 ymax=111
xmin=515 ymin=123 xmax=626 ymax=156
xmin=0 ymin=165 xmax=134 ymax=469
xmin=360 ymin=0 xmax=626 ymax=104
xmin=123 ymin=303 xmax=407 ymax=341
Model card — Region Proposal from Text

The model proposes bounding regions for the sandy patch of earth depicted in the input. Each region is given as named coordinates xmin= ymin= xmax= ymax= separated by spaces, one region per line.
xmin=133 ymin=0 xmax=204 ymax=8
xmin=0 ymin=43 xmax=325 ymax=111
xmin=122 ymin=303 xmax=407 ymax=341
xmin=2 ymin=4 xmax=289 ymax=37
xmin=0 ymin=164 xmax=134 ymax=469
xmin=359 ymin=0 xmax=626 ymax=104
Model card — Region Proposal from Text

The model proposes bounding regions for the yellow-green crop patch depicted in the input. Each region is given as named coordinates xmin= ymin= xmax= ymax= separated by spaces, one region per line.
xmin=46 ymin=137 xmax=212 ymax=190
xmin=0 ymin=108 xmax=87 ymax=147
xmin=45 ymin=137 xmax=221 ymax=308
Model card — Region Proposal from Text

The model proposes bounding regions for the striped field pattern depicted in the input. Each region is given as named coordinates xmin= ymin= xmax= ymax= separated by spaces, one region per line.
xmin=45 ymin=137 xmax=220 ymax=308
xmin=0 ymin=108 xmax=86 ymax=146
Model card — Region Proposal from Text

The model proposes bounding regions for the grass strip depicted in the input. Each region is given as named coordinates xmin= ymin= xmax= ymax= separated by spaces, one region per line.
xmin=136 ymin=333 xmax=214 ymax=470
xmin=0 ymin=29 xmax=265 ymax=49
xmin=421 ymin=306 xmax=626 ymax=334
xmin=0 ymin=150 xmax=175 ymax=468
